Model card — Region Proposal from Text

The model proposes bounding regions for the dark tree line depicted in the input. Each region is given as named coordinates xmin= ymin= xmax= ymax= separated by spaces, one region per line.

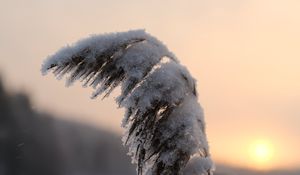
xmin=0 ymin=78 xmax=135 ymax=175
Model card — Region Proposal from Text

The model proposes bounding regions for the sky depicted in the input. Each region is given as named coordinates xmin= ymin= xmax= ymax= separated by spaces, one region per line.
xmin=0 ymin=0 xmax=300 ymax=171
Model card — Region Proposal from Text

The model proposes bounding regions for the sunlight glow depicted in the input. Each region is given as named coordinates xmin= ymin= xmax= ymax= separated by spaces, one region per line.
xmin=249 ymin=140 xmax=274 ymax=169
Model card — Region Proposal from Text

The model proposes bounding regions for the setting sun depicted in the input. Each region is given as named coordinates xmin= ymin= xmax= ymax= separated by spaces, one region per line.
xmin=1 ymin=0 xmax=300 ymax=174
xmin=248 ymin=140 xmax=274 ymax=169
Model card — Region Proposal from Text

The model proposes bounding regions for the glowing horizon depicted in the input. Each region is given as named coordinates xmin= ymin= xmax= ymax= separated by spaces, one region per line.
xmin=0 ymin=0 xmax=299 ymax=171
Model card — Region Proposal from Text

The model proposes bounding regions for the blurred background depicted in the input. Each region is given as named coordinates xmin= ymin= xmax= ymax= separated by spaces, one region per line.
xmin=0 ymin=0 xmax=299 ymax=174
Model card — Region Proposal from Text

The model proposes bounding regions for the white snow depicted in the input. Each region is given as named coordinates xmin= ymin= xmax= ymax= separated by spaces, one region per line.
xmin=41 ymin=29 xmax=214 ymax=175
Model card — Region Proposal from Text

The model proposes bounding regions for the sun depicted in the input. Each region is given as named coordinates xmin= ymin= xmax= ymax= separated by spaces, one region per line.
xmin=248 ymin=140 xmax=274 ymax=169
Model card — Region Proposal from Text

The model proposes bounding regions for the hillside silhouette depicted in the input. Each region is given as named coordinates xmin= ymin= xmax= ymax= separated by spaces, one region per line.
xmin=0 ymin=77 xmax=135 ymax=175
xmin=0 ymin=77 xmax=299 ymax=175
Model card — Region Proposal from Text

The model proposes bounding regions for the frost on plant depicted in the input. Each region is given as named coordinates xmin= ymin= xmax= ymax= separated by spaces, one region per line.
xmin=41 ymin=29 xmax=214 ymax=175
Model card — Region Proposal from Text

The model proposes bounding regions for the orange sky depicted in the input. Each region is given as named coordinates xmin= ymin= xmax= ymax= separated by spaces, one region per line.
xmin=0 ymin=0 xmax=299 ymax=171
